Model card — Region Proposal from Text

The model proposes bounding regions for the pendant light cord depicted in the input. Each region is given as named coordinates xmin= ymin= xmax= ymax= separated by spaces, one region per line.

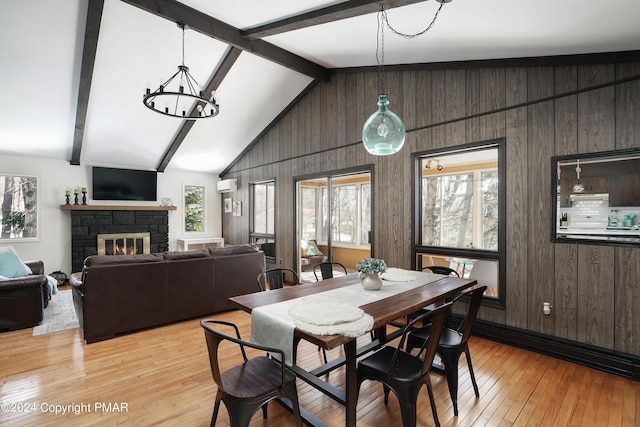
xmin=380 ymin=2 xmax=445 ymax=40
xmin=376 ymin=10 xmax=385 ymax=95
xmin=376 ymin=2 xmax=448 ymax=94
xmin=180 ymin=24 xmax=186 ymax=66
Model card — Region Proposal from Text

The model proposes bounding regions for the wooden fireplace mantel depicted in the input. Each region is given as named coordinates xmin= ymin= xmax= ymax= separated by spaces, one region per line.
xmin=60 ymin=205 xmax=176 ymax=211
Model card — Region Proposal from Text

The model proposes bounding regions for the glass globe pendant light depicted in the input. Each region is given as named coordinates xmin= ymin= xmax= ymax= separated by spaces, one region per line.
xmin=362 ymin=8 xmax=405 ymax=156
xmin=362 ymin=1 xmax=450 ymax=155
xmin=362 ymin=94 xmax=405 ymax=155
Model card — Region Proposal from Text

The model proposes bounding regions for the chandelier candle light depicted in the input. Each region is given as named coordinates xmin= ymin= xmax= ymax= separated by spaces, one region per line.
xmin=143 ymin=23 xmax=219 ymax=119
xmin=362 ymin=1 xmax=451 ymax=156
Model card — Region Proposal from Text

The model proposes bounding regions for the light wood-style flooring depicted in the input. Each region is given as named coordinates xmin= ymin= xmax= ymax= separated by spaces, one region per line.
xmin=1 ymin=305 xmax=639 ymax=426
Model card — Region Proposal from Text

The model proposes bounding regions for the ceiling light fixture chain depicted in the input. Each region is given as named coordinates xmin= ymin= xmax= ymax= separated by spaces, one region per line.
xmin=180 ymin=23 xmax=186 ymax=67
xmin=362 ymin=0 xmax=452 ymax=156
xmin=376 ymin=9 xmax=385 ymax=96
xmin=380 ymin=0 xmax=447 ymax=40
xmin=143 ymin=22 xmax=219 ymax=120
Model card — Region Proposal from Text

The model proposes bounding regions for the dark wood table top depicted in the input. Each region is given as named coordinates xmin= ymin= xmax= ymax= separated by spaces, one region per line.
xmin=229 ymin=273 xmax=477 ymax=350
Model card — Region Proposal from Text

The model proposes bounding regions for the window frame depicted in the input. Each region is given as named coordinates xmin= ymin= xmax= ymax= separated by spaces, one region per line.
xmin=250 ymin=178 xmax=276 ymax=262
xmin=183 ymin=184 xmax=206 ymax=233
xmin=412 ymin=139 xmax=506 ymax=309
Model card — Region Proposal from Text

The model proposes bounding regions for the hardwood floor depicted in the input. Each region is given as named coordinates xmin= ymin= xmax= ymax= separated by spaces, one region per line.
xmin=1 ymin=307 xmax=638 ymax=426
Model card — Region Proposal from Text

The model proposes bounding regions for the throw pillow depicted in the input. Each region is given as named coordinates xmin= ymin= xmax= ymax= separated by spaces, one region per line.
xmin=305 ymin=240 xmax=324 ymax=256
xmin=300 ymin=240 xmax=312 ymax=257
xmin=0 ymin=247 xmax=32 ymax=278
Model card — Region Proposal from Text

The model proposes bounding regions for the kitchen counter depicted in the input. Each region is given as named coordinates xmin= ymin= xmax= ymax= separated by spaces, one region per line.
xmin=557 ymin=226 xmax=640 ymax=243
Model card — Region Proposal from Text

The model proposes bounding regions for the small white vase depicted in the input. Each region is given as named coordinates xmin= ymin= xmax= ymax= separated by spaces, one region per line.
xmin=359 ymin=272 xmax=383 ymax=291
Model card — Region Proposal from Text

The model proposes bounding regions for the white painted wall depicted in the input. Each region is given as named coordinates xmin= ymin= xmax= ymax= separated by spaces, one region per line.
xmin=0 ymin=154 xmax=222 ymax=275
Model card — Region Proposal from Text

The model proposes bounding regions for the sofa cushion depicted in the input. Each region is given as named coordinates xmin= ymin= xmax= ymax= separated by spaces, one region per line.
xmin=84 ymin=253 xmax=164 ymax=267
xmin=163 ymin=250 xmax=210 ymax=261
xmin=209 ymin=244 xmax=258 ymax=256
xmin=0 ymin=246 xmax=32 ymax=278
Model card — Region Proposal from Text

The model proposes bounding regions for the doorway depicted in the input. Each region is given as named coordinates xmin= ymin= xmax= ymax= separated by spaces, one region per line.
xmin=295 ymin=168 xmax=373 ymax=282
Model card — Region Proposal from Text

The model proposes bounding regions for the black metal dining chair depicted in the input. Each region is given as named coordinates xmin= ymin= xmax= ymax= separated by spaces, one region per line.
xmin=313 ymin=261 xmax=348 ymax=281
xmin=421 ymin=265 xmax=460 ymax=277
xmin=405 ymin=285 xmax=487 ymax=416
xmin=311 ymin=261 xmax=350 ymax=363
xmin=402 ymin=266 xmax=460 ymax=326
xmin=256 ymin=268 xmax=300 ymax=291
xmin=200 ymin=319 xmax=302 ymax=427
xmin=356 ymin=302 xmax=452 ymax=427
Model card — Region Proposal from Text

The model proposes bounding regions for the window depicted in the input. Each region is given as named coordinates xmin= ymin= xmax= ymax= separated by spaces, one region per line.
xmin=250 ymin=180 xmax=275 ymax=260
xmin=326 ymin=185 xmax=357 ymax=243
xmin=0 ymin=174 xmax=38 ymax=240
xmin=300 ymin=186 xmax=318 ymax=241
xmin=415 ymin=141 xmax=505 ymax=308
xmin=184 ymin=185 xmax=205 ymax=232
xmin=421 ymin=166 xmax=498 ymax=249
xmin=300 ymin=174 xmax=371 ymax=247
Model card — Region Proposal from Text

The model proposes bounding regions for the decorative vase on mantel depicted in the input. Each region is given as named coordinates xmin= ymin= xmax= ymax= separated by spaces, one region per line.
xmin=358 ymin=272 xmax=383 ymax=291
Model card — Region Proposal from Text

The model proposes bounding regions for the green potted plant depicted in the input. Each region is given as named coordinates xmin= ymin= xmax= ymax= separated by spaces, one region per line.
xmin=356 ymin=258 xmax=387 ymax=290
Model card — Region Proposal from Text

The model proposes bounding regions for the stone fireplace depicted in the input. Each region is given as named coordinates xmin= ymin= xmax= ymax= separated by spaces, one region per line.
xmin=97 ymin=232 xmax=151 ymax=256
xmin=70 ymin=209 xmax=169 ymax=272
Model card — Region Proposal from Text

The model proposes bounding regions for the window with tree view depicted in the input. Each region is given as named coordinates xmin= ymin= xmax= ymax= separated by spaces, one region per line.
xmin=416 ymin=142 xmax=505 ymax=307
xmin=299 ymin=173 xmax=371 ymax=247
xmin=184 ymin=185 xmax=205 ymax=232
xmin=421 ymin=152 xmax=498 ymax=249
xmin=1 ymin=174 xmax=38 ymax=240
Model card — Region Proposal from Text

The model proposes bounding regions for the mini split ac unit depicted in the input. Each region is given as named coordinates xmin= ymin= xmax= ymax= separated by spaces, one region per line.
xmin=217 ymin=179 xmax=237 ymax=193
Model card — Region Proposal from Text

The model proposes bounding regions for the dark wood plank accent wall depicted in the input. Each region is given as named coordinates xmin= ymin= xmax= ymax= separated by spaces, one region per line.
xmin=222 ymin=54 xmax=640 ymax=358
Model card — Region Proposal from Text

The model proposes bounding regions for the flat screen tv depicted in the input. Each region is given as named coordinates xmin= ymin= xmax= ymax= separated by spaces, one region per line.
xmin=92 ymin=167 xmax=157 ymax=201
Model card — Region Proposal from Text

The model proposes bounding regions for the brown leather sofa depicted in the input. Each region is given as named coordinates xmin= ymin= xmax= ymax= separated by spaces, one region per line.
xmin=70 ymin=245 xmax=264 ymax=343
xmin=0 ymin=260 xmax=50 ymax=332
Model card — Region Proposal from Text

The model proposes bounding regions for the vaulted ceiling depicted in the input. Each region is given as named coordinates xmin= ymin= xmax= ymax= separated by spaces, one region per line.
xmin=2 ymin=0 xmax=639 ymax=175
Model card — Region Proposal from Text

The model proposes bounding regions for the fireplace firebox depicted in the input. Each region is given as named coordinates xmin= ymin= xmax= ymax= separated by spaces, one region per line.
xmin=97 ymin=232 xmax=150 ymax=256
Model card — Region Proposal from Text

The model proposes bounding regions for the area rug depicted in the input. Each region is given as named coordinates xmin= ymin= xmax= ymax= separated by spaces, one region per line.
xmin=32 ymin=289 xmax=79 ymax=336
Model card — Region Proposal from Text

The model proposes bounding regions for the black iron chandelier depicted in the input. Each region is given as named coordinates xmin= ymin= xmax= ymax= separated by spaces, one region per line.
xmin=143 ymin=23 xmax=219 ymax=119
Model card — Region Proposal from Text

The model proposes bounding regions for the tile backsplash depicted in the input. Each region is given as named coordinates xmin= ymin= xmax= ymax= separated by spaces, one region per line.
xmin=558 ymin=199 xmax=639 ymax=225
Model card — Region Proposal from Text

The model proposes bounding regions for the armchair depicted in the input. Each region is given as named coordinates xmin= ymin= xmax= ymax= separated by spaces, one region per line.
xmin=299 ymin=240 xmax=328 ymax=272
xmin=0 ymin=260 xmax=50 ymax=332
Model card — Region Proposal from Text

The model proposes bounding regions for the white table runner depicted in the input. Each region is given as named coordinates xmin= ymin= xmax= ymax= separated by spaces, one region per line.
xmin=250 ymin=270 xmax=444 ymax=365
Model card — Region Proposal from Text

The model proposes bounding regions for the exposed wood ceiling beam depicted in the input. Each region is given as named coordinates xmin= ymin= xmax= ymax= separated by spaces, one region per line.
xmin=121 ymin=0 xmax=330 ymax=81
xmin=70 ymin=0 xmax=104 ymax=166
xmin=242 ymin=0 xmax=429 ymax=39
xmin=156 ymin=47 xmax=242 ymax=172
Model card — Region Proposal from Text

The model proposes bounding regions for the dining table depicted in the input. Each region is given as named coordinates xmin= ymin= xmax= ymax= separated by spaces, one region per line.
xmin=229 ymin=269 xmax=477 ymax=427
